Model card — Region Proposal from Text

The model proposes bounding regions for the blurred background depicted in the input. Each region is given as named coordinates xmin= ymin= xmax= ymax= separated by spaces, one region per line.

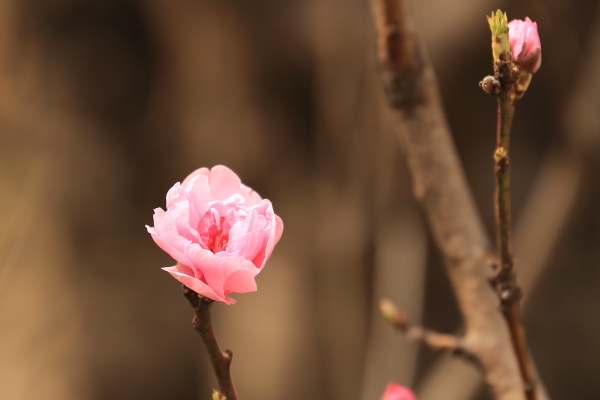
xmin=0 ymin=0 xmax=599 ymax=399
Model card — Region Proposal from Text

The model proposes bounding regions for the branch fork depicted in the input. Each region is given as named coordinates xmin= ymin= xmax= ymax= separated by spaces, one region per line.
xmin=370 ymin=1 xmax=547 ymax=399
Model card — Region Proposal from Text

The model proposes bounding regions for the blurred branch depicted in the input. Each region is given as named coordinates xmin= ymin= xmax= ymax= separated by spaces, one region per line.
xmin=417 ymin=4 xmax=600 ymax=399
xmin=360 ymin=207 xmax=427 ymax=400
xmin=372 ymin=0 xmax=421 ymax=109
xmin=182 ymin=286 xmax=236 ymax=400
xmin=370 ymin=0 xmax=535 ymax=398
xmin=379 ymin=299 xmax=474 ymax=360
xmin=0 ymin=157 xmax=52 ymax=297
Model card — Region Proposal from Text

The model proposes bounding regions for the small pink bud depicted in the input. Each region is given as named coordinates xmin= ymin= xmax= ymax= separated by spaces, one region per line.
xmin=507 ymin=17 xmax=541 ymax=73
xmin=381 ymin=382 xmax=416 ymax=400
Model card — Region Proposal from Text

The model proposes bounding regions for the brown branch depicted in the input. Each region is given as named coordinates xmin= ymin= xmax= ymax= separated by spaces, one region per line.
xmin=370 ymin=0 xmax=528 ymax=398
xmin=494 ymin=97 xmax=515 ymax=281
xmin=416 ymin=6 xmax=600 ymax=396
xmin=490 ymin=76 xmax=539 ymax=400
xmin=182 ymin=285 xmax=236 ymax=400
xmin=503 ymin=302 xmax=536 ymax=397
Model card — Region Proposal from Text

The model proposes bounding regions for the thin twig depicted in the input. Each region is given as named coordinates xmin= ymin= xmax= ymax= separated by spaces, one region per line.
xmin=370 ymin=0 xmax=527 ymax=398
xmin=379 ymin=299 xmax=473 ymax=360
xmin=494 ymin=97 xmax=515 ymax=279
xmin=494 ymin=96 xmax=537 ymax=400
xmin=488 ymin=49 xmax=540 ymax=400
xmin=182 ymin=285 xmax=236 ymax=400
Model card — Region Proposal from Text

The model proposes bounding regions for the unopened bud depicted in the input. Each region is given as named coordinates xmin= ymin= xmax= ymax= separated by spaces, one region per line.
xmin=508 ymin=17 xmax=541 ymax=74
xmin=379 ymin=298 xmax=407 ymax=328
xmin=480 ymin=76 xmax=501 ymax=95
xmin=487 ymin=10 xmax=508 ymax=37
xmin=487 ymin=10 xmax=510 ymax=61
xmin=381 ymin=382 xmax=417 ymax=400
xmin=494 ymin=147 xmax=508 ymax=162
xmin=379 ymin=299 xmax=398 ymax=322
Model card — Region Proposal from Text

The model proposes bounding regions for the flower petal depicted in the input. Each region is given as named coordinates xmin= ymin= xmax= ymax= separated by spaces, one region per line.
xmin=182 ymin=167 xmax=210 ymax=187
xmin=380 ymin=382 xmax=416 ymax=400
xmin=227 ymin=208 xmax=267 ymax=261
xmin=180 ymin=173 xmax=213 ymax=228
xmin=222 ymin=263 xmax=257 ymax=294
xmin=208 ymin=165 xmax=243 ymax=201
xmin=147 ymin=208 xmax=191 ymax=265
xmin=239 ymin=184 xmax=262 ymax=205
xmin=184 ymin=243 xmax=243 ymax=300
xmin=251 ymin=204 xmax=284 ymax=269
xmin=162 ymin=265 xmax=235 ymax=304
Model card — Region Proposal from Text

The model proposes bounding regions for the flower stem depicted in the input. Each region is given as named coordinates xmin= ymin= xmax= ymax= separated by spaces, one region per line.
xmin=182 ymin=285 xmax=237 ymax=400
xmin=494 ymin=95 xmax=537 ymax=400
xmin=495 ymin=96 xmax=514 ymax=274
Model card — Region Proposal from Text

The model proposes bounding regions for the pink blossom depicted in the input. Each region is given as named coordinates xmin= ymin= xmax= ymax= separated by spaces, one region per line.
xmin=508 ymin=17 xmax=541 ymax=73
xmin=381 ymin=382 xmax=416 ymax=400
xmin=147 ymin=165 xmax=283 ymax=304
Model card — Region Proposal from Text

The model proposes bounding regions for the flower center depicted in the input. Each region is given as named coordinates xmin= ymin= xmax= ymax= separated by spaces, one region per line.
xmin=206 ymin=222 xmax=229 ymax=253
xmin=212 ymin=234 xmax=229 ymax=253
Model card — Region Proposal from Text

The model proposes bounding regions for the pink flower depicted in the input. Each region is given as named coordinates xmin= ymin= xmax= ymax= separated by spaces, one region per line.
xmin=508 ymin=17 xmax=541 ymax=73
xmin=147 ymin=165 xmax=283 ymax=304
xmin=381 ymin=382 xmax=416 ymax=400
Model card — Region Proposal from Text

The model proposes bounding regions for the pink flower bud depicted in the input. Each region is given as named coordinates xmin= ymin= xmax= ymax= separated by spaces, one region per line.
xmin=507 ymin=17 xmax=541 ymax=73
xmin=147 ymin=165 xmax=283 ymax=304
xmin=381 ymin=382 xmax=416 ymax=400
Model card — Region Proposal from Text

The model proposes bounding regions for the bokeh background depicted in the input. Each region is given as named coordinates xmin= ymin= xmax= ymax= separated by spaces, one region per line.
xmin=0 ymin=0 xmax=599 ymax=399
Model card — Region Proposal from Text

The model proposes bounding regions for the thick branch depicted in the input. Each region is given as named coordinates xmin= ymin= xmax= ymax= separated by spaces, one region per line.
xmin=183 ymin=285 xmax=236 ymax=400
xmin=372 ymin=0 xmax=421 ymax=108
xmin=370 ymin=0 xmax=526 ymax=398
